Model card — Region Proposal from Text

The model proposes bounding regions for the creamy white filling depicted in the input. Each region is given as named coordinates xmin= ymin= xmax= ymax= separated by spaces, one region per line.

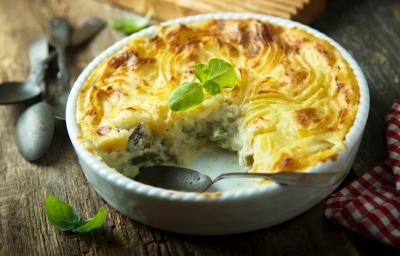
xmin=115 ymin=102 xmax=253 ymax=175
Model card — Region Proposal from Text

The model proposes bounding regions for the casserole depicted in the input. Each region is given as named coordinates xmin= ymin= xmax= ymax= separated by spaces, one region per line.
xmin=66 ymin=13 xmax=369 ymax=235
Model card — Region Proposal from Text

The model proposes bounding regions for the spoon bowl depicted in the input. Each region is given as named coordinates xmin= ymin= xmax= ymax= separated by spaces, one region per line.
xmin=137 ymin=165 xmax=343 ymax=192
xmin=16 ymin=101 xmax=55 ymax=160
xmin=136 ymin=166 xmax=212 ymax=192
xmin=0 ymin=36 xmax=50 ymax=105
xmin=0 ymin=81 xmax=42 ymax=104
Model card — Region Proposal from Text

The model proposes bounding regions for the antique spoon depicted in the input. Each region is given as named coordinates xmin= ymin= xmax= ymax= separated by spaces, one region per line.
xmin=16 ymin=18 xmax=105 ymax=161
xmin=49 ymin=17 xmax=106 ymax=120
xmin=0 ymin=36 xmax=53 ymax=104
xmin=136 ymin=166 xmax=342 ymax=192
xmin=15 ymin=19 xmax=71 ymax=161
xmin=48 ymin=17 xmax=71 ymax=120
xmin=69 ymin=17 xmax=106 ymax=47
xmin=0 ymin=18 xmax=105 ymax=106
xmin=16 ymin=101 xmax=55 ymax=161
xmin=15 ymin=37 xmax=54 ymax=161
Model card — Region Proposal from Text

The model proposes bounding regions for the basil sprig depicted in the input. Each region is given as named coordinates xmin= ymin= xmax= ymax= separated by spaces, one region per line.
xmin=169 ymin=82 xmax=204 ymax=111
xmin=169 ymin=58 xmax=237 ymax=111
xmin=110 ymin=10 xmax=152 ymax=34
xmin=45 ymin=194 xmax=107 ymax=233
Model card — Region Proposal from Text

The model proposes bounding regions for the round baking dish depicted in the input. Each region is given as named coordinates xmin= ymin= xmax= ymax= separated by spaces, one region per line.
xmin=66 ymin=13 xmax=369 ymax=235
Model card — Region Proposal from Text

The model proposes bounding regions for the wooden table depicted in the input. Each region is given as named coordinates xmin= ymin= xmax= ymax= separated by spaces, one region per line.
xmin=0 ymin=0 xmax=399 ymax=255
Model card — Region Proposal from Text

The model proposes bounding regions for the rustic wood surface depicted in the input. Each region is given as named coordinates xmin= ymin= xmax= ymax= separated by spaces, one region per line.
xmin=0 ymin=0 xmax=399 ymax=255
xmin=109 ymin=0 xmax=327 ymax=24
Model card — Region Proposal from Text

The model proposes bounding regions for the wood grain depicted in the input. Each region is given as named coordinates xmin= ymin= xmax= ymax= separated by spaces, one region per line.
xmin=109 ymin=0 xmax=327 ymax=24
xmin=0 ymin=0 xmax=399 ymax=255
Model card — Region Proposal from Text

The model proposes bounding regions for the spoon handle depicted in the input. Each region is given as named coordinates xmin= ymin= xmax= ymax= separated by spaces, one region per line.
xmin=211 ymin=171 xmax=343 ymax=188
xmin=49 ymin=18 xmax=71 ymax=91
xmin=26 ymin=36 xmax=51 ymax=98
xmin=56 ymin=46 xmax=70 ymax=90
xmin=70 ymin=17 xmax=106 ymax=47
xmin=28 ymin=36 xmax=49 ymax=70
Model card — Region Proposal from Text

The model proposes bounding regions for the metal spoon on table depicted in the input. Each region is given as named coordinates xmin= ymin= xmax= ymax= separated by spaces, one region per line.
xmin=49 ymin=17 xmax=106 ymax=120
xmin=16 ymin=20 xmax=71 ymax=161
xmin=47 ymin=17 xmax=107 ymax=120
xmin=15 ymin=18 xmax=105 ymax=161
xmin=0 ymin=18 xmax=105 ymax=106
xmin=136 ymin=166 xmax=343 ymax=192
xmin=48 ymin=18 xmax=72 ymax=120
xmin=0 ymin=36 xmax=54 ymax=104
xmin=15 ymin=38 xmax=55 ymax=161
xmin=69 ymin=17 xmax=106 ymax=47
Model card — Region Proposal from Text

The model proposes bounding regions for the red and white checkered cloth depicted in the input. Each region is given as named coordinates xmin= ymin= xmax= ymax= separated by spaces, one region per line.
xmin=325 ymin=100 xmax=400 ymax=248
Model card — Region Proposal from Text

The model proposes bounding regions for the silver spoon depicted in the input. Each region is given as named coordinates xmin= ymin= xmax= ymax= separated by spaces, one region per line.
xmin=49 ymin=17 xmax=105 ymax=120
xmin=48 ymin=17 xmax=71 ymax=121
xmin=16 ymin=101 xmax=55 ymax=161
xmin=0 ymin=36 xmax=52 ymax=104
xmin=136 ymin=166 xmax=343 ymax=192
xmin=16 ymin=18 xmax=105 ymax=161
xmin=15 ymin=37 xmax=55 ymax=161
xmin=0 ymin=18 xmax=105 ymax=106
xmin=49 ymin=18 xmax=106 ymax=120
xmin=14 ymin=24 xmax=65 ymax=161
xmin=69 ymin=17 xmax=106 ymax=47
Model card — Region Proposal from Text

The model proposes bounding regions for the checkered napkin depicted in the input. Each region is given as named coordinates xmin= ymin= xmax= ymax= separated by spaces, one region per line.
xmin=325 ymin=100 xmax=400 ymax=247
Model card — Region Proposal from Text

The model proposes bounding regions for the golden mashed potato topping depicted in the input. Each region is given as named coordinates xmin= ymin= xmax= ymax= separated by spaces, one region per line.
xmin=76 ymin=19 xmax=359 ymax=176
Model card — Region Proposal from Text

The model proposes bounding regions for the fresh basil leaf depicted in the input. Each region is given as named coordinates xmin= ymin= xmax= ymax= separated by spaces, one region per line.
xmin=168 ymin=58 xmax=237 ymax=111
xmin=206 ymin=58 xmax=237 ymax=88
xmin=194 ymin=63 xmax=207 ymax=83
xmin=72 ymin=207 xmax=107 ymax=233
xmin=45 ymin=194 xmax=81 ymax=231
xmin=110 ymin=10 xmax=152 ymax=34
xmin=203 ymin=80 xmax=220 ymax=95
xmin=169 ymin=82 xmax=204 ymax=111
xmin=45 ymin=194 xmax=107 ymax=233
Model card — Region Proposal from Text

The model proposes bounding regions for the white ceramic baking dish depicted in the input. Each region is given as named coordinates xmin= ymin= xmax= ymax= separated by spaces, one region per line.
xmin=66 ymin=13 xmax=369 ymax=235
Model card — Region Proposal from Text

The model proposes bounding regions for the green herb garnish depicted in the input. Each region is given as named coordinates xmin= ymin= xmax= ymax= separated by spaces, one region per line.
xmin=169 ymin=58 xmax=237 ymax=111
xmin=169 ymin=82 xmax=204 ymax=111
xmin=45 ymin=194 xmax=107 ymax=233
xmin=202 ymin=58 xmax=237 ymax=88
xmin=110 ymin=10 xmax=152 ymax=34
